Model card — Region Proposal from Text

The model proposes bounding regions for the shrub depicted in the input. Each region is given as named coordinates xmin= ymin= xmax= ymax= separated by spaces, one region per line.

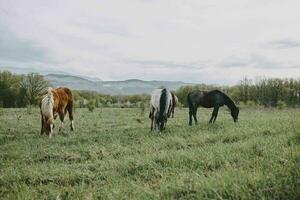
xmin=87 ymin=100 xmax=95 ymax=112
xmin=277 ymin=100 xmax=287 ymax=109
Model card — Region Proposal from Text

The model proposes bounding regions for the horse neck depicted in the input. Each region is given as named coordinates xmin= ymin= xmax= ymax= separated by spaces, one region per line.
xmin=41 ymin=93 xmax=54 ymax=118
xmin=51 ymin=90 xmax=59 ymax=109
xmin=223 ymin=93 xmax=236 ymax=112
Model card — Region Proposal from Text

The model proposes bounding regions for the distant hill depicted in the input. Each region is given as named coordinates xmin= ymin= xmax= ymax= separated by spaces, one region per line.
xmin=45 ymin=74 xmax=190 ymax=95
xmin=0 ymin=66 xmax=102 ymax=82
xmin=0 ymin=66 xmax=190 ymax=95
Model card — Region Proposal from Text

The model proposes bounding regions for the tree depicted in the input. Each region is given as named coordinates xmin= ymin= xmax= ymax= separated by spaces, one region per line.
xmin=0 ymin=71 xmax=21 ymax=107
xmin=19 ymin=73 xmax=49 ymax=106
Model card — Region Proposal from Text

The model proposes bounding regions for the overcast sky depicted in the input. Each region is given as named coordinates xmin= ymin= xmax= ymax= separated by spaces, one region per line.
xmin=0 ymin=0 xmax=300 ymax=84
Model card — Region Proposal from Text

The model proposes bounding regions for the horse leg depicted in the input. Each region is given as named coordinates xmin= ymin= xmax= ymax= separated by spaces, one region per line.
xmin=209 ymin=106 xmax=218 ymax=123
xmin=213 ymin=107 xmax=219 ymax=123
xmin=193 ymin=108 xmax=198 ymax=125
xmin=209 ymin=109 xmax=214 ymax=123
xmin=40 ymin=115 xmax=44 ymax=135
xmin=58 ymin=111 xmax=65 ymax=132
xmin=150 ymin=110 xmax=154 ymax=131
xmin=150 ymin=116 xmax=154 ymax=131
xmin=67 ymin=101 xmax=74 ymax=131
xmin=149 ymin=107 xmax=154 ymax=131
xmin=189 ymin=107 xmax=193 ymax=126
xmin=155 ymin=112 xmax=159 ymax=131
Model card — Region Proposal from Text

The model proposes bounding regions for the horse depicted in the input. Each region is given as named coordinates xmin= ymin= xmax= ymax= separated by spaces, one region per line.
xmin=169 ymin=91 xmax=178 ymax=118
xmin=187 ymin=90 xmax=239 ymax=125
xmin=40 ymin=87 xmax=74 ymax=138
xmin=149 ymin=88 xmax=173 ymax=131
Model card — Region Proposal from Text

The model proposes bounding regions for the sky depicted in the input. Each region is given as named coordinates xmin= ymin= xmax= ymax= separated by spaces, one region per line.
xmin=0 ymin=0 xmax=300 ymax=85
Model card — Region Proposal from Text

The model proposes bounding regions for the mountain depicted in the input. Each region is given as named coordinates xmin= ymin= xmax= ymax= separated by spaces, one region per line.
xmin=45 ymin=74 xmax=189 ymax=95
xmin=0 ymin=66 xmax=190 ymax=95
xmin=0 ymin=66 xmax=102 ymax=82
xmin=0 ymin=66 xmax=69 ymax=76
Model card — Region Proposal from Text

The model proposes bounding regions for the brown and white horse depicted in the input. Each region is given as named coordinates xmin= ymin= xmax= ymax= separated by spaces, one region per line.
xmin=40 ymin=87 xmax=74 ymax=138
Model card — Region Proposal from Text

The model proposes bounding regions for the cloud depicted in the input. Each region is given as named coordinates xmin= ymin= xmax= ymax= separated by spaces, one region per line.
xmin=0 ymin=27 xmax=57 ymax=67
xmin=265 ymin=39 xmax=300 ymax=49
xmin=0 ymin=29 xmax=44 ymax=62
xmin=125 ymin=59 xmax=209 ymax=70
xmin=1 ymin=0 xmax=300 ymax=84
xmin=220 ymin=54 xmax=299 ymax=69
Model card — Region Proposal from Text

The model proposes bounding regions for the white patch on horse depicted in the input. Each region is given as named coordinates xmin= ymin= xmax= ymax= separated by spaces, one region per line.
xmin=71 ymin=120 xmax=74 ymax=130
xmin=41 ymin=87 xmax=54 ymax=121
xmin=49 ymin=124 xmax=53 ymax=138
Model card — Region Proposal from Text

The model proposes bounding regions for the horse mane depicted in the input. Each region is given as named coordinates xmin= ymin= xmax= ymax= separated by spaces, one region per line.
xmin=41 ymin=87 xmax=55 ymax=124
xmin=158 ymin=88 xmax=168 ymax=122
xmin=219 ymin=90 xmax=237 ymax=112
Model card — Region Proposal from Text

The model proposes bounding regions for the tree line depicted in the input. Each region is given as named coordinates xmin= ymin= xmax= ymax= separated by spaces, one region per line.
xmin=176 ymin=77 xmax=300 ymax=107
xmin=0 ymin=71 xmax=149 ymax=109
xmin=1 ymin=70 xmax=300 ymax=108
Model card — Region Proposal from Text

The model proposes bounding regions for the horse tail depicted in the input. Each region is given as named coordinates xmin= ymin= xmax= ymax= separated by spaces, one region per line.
xmin=187 ymin=92 xmax=194 ymax=113
xmin=158 ymin=88 xmax=168 ymax=122
xmin=63 ymin=87 xmax=74 ymax=121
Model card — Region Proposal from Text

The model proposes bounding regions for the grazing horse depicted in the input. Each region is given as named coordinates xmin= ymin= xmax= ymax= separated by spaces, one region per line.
xmin=169 ymin=91 xmax=178 ymax=118
xmin=40 ymin=87 xmax=74 ymax=138
xmin=149 ymin=88 xmax=173 ymax=131
xmin=187 ymin=90 xmax=239 ymax=125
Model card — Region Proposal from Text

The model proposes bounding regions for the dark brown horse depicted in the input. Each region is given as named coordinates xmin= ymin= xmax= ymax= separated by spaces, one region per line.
xmin=187 ymin=90 xmax=239 ymax=125
xmin=40 ymin=87 xmax=74 ymax=138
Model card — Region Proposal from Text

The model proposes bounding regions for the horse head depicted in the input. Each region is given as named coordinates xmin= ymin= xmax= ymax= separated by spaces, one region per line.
xmin=231 ymin=107 xmax=239 ymax=122
xmin=43 ymin=117 xmax=55 ymax=136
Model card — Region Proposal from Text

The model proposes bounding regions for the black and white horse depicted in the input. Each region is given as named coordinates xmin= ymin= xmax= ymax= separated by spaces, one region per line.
xmin=149 ymin=88 xmax=173 ymax=131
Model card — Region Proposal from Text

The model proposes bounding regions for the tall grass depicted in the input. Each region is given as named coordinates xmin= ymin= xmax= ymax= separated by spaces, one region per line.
xmin=0 ymin=107 xmax=299 ymax=199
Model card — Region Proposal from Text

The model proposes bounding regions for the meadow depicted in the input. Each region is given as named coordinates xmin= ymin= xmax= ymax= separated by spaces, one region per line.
xmin=0 ymin=107 xmax=299 ymax=199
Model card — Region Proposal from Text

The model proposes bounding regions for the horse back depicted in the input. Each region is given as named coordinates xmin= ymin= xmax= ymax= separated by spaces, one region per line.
xmin=53 ymin=87 xmax=74 ymax=110
xmin=150 ymin=89 xmax=172 ymax=111
xmin=188 ymin=90 xmax=222 ymax=108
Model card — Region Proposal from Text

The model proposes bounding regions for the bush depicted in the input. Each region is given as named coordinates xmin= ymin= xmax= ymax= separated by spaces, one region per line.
xmin=87 ymin=100 xmax=95 ymax=112
xmin=246 ymin=100 xmax=256 ymax=107
xmin=277 ymin=100 xmax=287 ymax=109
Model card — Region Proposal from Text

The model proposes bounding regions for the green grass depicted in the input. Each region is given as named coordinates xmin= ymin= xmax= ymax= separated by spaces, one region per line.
xmin=0 ymin=107 xmax=300 ymax=199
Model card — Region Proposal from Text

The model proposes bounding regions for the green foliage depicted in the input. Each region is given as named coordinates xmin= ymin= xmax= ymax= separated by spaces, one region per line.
xmin=139 ymin=101 xmax=146 ymax=116
xmin=0 ymin=108 xmax=300 ymax=199
xmin=0 ymin=70 xmax=21 ymax=107
xmin=234 ymin=77 xmax=300 ymax=107
xmin=0 ymin=71 xmax=49 ymax=108
xmin=87 ymin=100 xmax=95 ymax=112
xmin=277 ymin=100 xmax=287 ymax=110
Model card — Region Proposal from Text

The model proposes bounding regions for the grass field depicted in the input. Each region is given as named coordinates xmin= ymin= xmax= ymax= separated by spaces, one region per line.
xmin=0 ymin=107 xmax=300 ymax=199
